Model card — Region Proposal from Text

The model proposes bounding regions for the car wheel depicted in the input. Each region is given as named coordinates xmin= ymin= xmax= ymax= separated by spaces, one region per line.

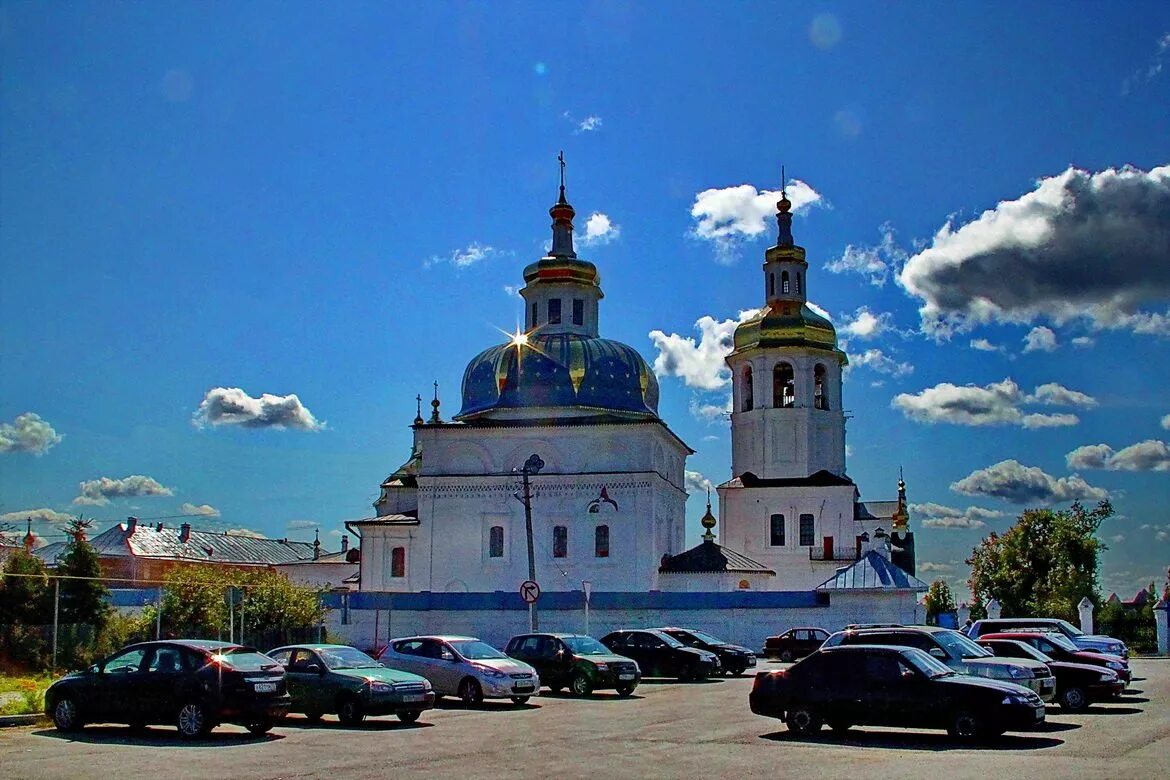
xmin=726 ymin=665 xmax=746 ymax=677
xmin=246 ymin=719 xmax=273 ymax=736
xmin=337 ymin=695 xmax=365 ymax=725
xmin=785 ymin=704 xmax=822 ymax=735
xmin=458 ymin=678 xmax=484 ymax=706
xmin=1059 ymin=686 xmax=1089 ymax=712
xmin=570 ymin=673 xmax=593 ymax=697
xmin=51 ymin=697 xmax=83 ymax=732
xmin=947 ymin=709 xmax=982 ymax=741
xmin=510 ymin=696 xmax=530 ymax=705
xmin=780 ymin=650 xmax=795 ymax=663
xmin=827 ymin=719 xmax=852 ymax=734
xmin=176 ymin=701 xmax=211 ymax=739
xmin=616 ymin=685 xmax=635 ymax=697
xmin=303 ymin=709 xmax=323 ymax=723
xmin=397 ymin=710 xmax=421 ymax=724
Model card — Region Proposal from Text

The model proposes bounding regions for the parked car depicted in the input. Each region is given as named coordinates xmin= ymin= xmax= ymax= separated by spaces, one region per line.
xmin=657 ymin=627 xmax=757 ymax=676
xmin=975 ymin=637 xmax=1123 ymax=711
xmin=763 ymin=627 xmax=830 ymax=662
xmin=268 ymin=643 xmax=435 ymax=724
xmin=978 ymin=631 xmax=1131 ymax=685
xmin=44 ymin=640 xmax=291 ymax=738
xmin=749 ymin=644 xmax=1045 ymax=741
xmin=823 ymin=625 xmax=1057 ymax=701
xmin=504 ymin=633 xmax=641 ymax=696
xmin=964 ymin=618 xmax=1128 ymax=659
xmin=378 ymin=635 xmax=539 ymax=705
xmin=599 ymin=629 xmax=719 ymax=680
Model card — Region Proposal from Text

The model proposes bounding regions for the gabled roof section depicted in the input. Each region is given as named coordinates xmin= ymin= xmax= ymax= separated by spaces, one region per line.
xmin=30 ymin=541 xmax=68 ymax=565
xmin=816 ymin=551 xmax=928 ymax=592
xmin=720 ymin=469 xmax=856 ymax=490
xmin=658 ymin=539 xmax=775 ymax=575
xmin=346 ymin=511 xmax=420 ymax=528
xmin=89 ymin=523 xmax=322 ymax=566
xmin=856 ymin=501 xmax=900 ymax=521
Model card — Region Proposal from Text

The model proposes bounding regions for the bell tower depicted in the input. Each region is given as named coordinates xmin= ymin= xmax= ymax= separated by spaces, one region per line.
xmin=724 ymin=173 xmax=848 ymax=480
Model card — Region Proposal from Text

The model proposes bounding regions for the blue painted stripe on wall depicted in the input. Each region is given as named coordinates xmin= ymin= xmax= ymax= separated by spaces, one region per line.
xmin=109 ymin=588 xmax=162 ymax=607
xmin=325 ymin=591 xmax=828 ymax=611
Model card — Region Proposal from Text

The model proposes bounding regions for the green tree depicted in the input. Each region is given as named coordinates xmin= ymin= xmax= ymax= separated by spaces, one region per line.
xmin=923 ymin=580 xmax=957 ymax=622
xmin=1 ymin=548 xmax=53 ymax=624
xmin=967 ymin=500 xmax=1110 ymax=621
xmin=156 ymin=565 xmax=230 ymax=639
xmin=237 ymin=569 xmax=327 ymax=639
xmin=56 ymin=518 xmax=110 ymax=631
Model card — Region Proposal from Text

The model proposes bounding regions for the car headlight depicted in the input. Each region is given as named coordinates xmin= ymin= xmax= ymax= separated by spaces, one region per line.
xmin=594 ymin=663 xmax=608 ymax=671
xmin=368 ymin=681 xmax=393 ymax=693
xmin=481 ymin=668 xmax=507 ymax=679
xmin=1001 ymin=694 xmax=1030 ymax=705
xmin=1099 ymin=672 xmax=1118 ymax=682
xmin=1106 ymin=661 xmax=1124 ymax=670
xmin=1007 ymin=666 xmax=1030 ymax=679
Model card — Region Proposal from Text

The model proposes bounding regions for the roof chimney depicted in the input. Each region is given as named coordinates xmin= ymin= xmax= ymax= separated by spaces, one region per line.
xmin=179 ymin=523 xmax=191 ymax=543
xmin=126 ymin=516 xmax=138 ymax=536
xmin=156 ymin=522 xmax=164 ymax=531
xmin=341 ymin=534 xmax=349 ymax=552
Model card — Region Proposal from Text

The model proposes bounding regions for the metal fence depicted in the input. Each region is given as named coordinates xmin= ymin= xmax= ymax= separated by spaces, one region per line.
xmin=1097 ymin=615 xmax=1158 ymax=654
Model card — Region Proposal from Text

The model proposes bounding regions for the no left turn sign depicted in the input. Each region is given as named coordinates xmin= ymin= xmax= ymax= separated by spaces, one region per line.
xmin=520 ymin=580 xmax=541 ymax=603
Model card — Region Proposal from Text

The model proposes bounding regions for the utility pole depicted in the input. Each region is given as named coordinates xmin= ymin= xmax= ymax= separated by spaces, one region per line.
xmin=516 ymin=453 xmax=544 ymax=631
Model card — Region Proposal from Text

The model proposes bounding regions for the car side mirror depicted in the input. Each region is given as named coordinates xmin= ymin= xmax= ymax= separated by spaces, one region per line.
xmin=441 ymin=652 xmax=455 ymax=662
xmin=88 ymin=665 xmax=100 ymax=674
xmin=928 ymin=648 xmax=946 ymax=659
xmin=901 ymin=669 xmax=917 ymax=681
xmin=304 ymin=663 xmax=322 ymax=675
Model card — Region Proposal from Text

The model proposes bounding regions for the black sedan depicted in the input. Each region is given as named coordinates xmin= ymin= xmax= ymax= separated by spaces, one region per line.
xmin=657 ymin=627 xmax=757 ymax=676
xmin=749 ymin=644 xmax=1045 ymax=741
xmin=600 ymin=629 xmax=720 ymax=681
xmin=45 ymin=640 xmax=291 ymax=738
xmin=976 ymin=638 xmax=1124 ymax=711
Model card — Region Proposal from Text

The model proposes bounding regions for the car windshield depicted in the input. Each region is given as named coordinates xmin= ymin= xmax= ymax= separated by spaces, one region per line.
xmin=649 ymin=631 xmax=685 ymax=648
xmin=902 ymin=647 xmax=954 ymax=678
xmin=214 ymin=647 xmax=281 ymax=671
xmin=562 ymin=636 xmax=611 ymax=655
xmin=1003 ymin=641 xmax=1050 ymax=663
xmin=449 ymin=640 xmax=507 ymax=660
xmin=1044 ymin=633 xmax=1079 ymax=652
xmin=684 ymin=630 xmax=725 ymax=645
xmin=936 ymin=630 xmax=993 ymax=659
xmin=1055 ymin=619 xmax=1084 ymax=637
xmin=319 ymin=647 xmax=381 ymax=670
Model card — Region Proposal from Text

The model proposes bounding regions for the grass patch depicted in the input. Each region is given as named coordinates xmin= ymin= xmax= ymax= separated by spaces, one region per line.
xmin=0 ymin=676 xmax=52 ymax=716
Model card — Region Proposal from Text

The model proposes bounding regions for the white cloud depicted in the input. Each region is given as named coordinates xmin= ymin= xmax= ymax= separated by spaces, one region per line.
xmin=689 ymin=395 xmax=732 ymax=422
xmin=1066 ymin=440 xmax=1170 ymax=471
xmin=74 ymin=475 xmax=174 ymax=506
xmin=580 ymin=212 xmax=621 ymax=246
xmin=892 ymin=378 xmax=1093 ymax=428
xmin=689 ymin=180 xmax=821 ymax=263
xmin=194 ymin=387 xmax=324 ymax=431
xmin=825 ymin=222 xmax=907 ymax=287
xmin=911 ymin=502 xmax=1006 ymax=529
xmin=0 ymin=508 xmax=76 ymax=526
xmin=1123 ymin=32 xmax=1170 ymax=93
xmin=287 ymin=519 xmax=317 ymax=531
xmin=847 ymin=349 xmax=913 ymax=377
xmin=577 ymin=115 xmax=602 ymax=132
xmin=1162 ymin=414 xmax=1170 ymax=430
xmin=0 ymin=412 xmax=62 ymax=455
xmin=224 ymin=528 xmax=266 ymax=538
xmin=840 ymin=307 xmax=895 ymax=339
xmin=969 ymin=338 xmax=1005 ymax=354
xmin=899 ymin=165 xmax=1170 ymax=338
xmin=1110 ymin=534 xmax=1126 ymax=544
xmin=918 ymin=561 xmax=955 ymax=573
xmin=951 ymin=460 xmax=1108 ymax=504
xmin=1071 ymin=336 xmax=1096 ymax=348
xmin=426 ymin=242 xmax=495 ymax=269
xmin=685 ymin=470 xmax=714 ymax=497
xmin=649 ymin=312 xmax=756 ymax=391
xmin=179 ymin=502 xmax=220 ymax=517
xmin=1022 ymin=326 xmax=1058 ymax=353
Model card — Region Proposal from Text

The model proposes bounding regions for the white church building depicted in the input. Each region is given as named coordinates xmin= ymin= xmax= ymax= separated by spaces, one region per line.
xmin=346 ymin=164 xmax=919 ymax=601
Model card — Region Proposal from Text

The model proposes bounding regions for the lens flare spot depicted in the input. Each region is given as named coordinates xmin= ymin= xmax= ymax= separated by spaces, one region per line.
xmin=809 ymin=13 xmax=842 ymax=50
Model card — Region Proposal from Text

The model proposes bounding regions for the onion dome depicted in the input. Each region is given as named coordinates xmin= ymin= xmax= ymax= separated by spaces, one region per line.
xmin=456 ymin=332 xmax=659 ymax=421
xmin=733 ymin=302 xmax=842 ymax=352
xmin=700 ymin=489 xmax=717 ymax=541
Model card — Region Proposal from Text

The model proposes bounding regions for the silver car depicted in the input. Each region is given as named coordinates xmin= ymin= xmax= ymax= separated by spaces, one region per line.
xmin=379 ymin=635 xmax=540 ymax=705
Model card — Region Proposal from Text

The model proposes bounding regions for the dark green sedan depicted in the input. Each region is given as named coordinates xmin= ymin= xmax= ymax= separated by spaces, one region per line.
xmin=268 ymin=644 xmax=435 ymax=724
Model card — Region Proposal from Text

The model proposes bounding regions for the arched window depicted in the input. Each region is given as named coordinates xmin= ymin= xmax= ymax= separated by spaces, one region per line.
xmin=391 ymin=547 xmax=406 ymax=578
xmin=489 ymin=526 xmax=504 ymax=558
xmin=773 ymin=362 xmax=795 ymax=408
xmin=595 ymin=525 xmax=610 ymax=558
xmin=795 ymin=272 xmax=802 ymax=295
xmin=531 ymin=302 xmax=538 ymax=327
xmin=548 ymin=298 xmax=562 ymax=325
xmin=742 ymin=366 xmax=754 ymax=411
xmin=553 ymin=525 xmax=568 ymax=558
xmin=799 ymin=515 xmax=815 ymax=547
xmin=814 ymin=364 xmax=828 ymax=410
xmin=769 ymin=513 xmax=785 ymax=546
xmin=782 ymin=271 xmax=790 ymax=294
xmin=768 ymin=272 xmax=775 ymax=297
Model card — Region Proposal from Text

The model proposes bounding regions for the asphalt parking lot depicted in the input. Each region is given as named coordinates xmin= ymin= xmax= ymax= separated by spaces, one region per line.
xmin=2 ymin=659 xmax=1167 ymax=780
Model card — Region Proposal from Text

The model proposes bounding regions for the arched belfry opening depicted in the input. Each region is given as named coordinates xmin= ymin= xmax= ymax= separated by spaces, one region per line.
xmin=773 ymin=363 xmax=795 ymax=408
xmin=814 ymin=364 xmax=829 ymax=410
xmin=742 ymin=365 xmax=754 ymax=411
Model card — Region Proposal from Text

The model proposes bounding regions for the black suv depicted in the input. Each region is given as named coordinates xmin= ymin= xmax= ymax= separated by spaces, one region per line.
xmin=505 ymin=633 xmax=641 ymax=696
xmin=657 ymin=627 xmax=757 ymax=676
xmin=45 ymin=640 xmax=291 ymax=737
xmin=600 ymin=629 xmax=720 ymax=681
xmin=749 ymin=645 xmax=1046 ymax=741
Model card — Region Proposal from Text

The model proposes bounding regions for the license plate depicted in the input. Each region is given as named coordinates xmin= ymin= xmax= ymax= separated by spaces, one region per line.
xmin=253 ymin=682 xmax=278 ymax=693
xmin=403 ymin=693 xmax=428 ymax=703
xmin=514 ymin=684 xmax=534 ymax=692
xmin=618 ymin=673 xmax=635 ymax=680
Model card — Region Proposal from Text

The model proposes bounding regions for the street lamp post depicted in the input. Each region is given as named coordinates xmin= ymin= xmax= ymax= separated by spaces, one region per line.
xmin=582 ymin=580 xmax=592 ymax=636
xmin=516 ymin=453 xmax=544 ymax=631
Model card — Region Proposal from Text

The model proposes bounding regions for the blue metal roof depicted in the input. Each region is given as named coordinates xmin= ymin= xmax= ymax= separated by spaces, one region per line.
xmin=815 ymin=551 xmax=928 ymax=592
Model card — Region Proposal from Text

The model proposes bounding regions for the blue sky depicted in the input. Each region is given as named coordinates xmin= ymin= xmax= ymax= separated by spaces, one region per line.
xmin=2 ymin=3 xmax=1169 ymax=600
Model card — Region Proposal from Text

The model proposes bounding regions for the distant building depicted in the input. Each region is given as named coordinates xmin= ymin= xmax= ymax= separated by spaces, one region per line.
xmin=275 ymin=535 xmax=359 ymax=590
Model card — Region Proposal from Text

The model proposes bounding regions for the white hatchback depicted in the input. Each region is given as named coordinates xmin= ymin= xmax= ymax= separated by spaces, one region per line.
xmin=379 ymin=635 xmax=540 ymax=705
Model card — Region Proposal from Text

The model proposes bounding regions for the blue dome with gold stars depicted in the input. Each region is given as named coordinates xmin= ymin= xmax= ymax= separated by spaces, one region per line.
xmin=456 ymin=333 xmax=660 ymax=421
